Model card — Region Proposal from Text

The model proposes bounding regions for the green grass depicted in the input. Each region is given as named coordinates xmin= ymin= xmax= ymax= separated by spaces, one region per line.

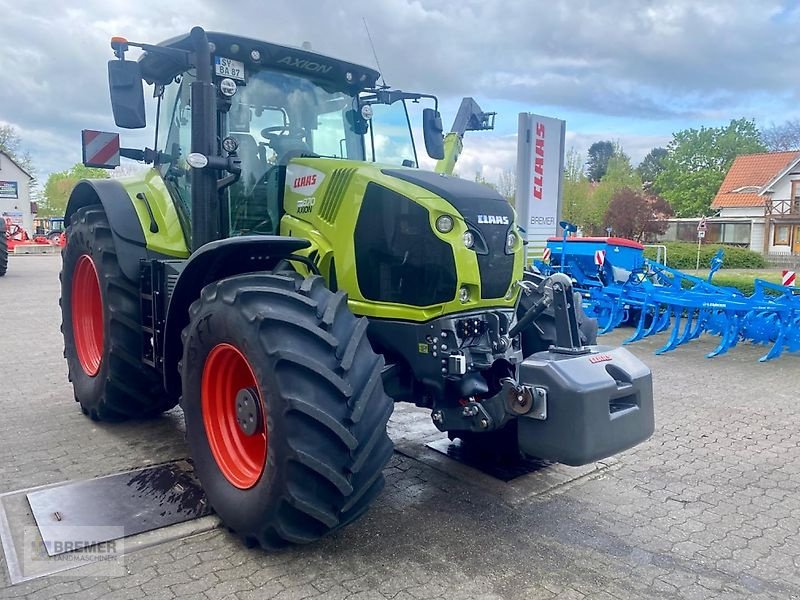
xmin=644 ymin=242 xmax=767 ymax=269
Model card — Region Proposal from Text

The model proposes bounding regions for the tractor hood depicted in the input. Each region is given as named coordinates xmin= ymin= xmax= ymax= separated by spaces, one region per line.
xmin=381 ymin=169 xmax=512 ymax=221
xmin=382 ymin=169 xmax=517 ymax=300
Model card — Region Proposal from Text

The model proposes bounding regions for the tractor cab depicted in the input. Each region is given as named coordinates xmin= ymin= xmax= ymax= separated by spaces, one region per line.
xmin=133 ymin=32 xmax=444 ymax=238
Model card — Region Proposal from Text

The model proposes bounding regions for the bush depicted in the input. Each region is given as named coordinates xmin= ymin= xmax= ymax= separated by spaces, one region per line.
xmin=643 ymin=242 xmax=767 ymax=270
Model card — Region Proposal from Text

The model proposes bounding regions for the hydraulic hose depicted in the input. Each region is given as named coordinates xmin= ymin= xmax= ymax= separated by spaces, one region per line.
xmin=508 ymin=295 xmax=549 ymax=339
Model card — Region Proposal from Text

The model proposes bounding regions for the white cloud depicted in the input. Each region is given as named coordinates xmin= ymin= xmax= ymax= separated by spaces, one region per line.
xmin=0 ymin=0 xmax=797 ymax=182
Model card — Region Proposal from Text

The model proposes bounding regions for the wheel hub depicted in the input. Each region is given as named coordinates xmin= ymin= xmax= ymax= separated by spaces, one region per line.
xmin=235 ymin=387 xmax=261 ymax=436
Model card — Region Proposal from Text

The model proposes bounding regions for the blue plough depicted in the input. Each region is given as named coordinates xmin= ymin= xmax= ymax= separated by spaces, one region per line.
xmin=534 ymin=228 xmax=800 ymax=362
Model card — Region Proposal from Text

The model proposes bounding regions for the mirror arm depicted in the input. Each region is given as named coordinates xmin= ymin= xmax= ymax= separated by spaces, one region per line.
xmin=121 ymin=41 xmax=192 ymax=70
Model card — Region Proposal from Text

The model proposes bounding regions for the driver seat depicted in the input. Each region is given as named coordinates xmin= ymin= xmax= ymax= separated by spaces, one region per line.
xmin=229 ymin=133 xmax=273 ymax=234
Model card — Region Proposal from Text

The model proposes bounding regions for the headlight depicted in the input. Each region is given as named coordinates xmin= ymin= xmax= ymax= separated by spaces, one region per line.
xmin=458 ymin=286 xmax=471 ymax=303
xmin=435 ymin=214 xmax=454 ymax=233
xmin=505 ymin=231 xmax=517 ymax=253
xmin=463 ymin=230 xmax=475 ymax=249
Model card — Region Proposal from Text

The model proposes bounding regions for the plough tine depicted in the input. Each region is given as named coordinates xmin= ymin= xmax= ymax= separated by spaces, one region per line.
xmin=677 ymin=309 xmax=696 ymax=346
xmin=759 ymin=314 xmax=790 ymax=362
xmin=655 ymin=306 xmax=672 ymax=333
xmin=655 ymin=306 xmax=683 ymax=354
xmin=706 ymin=312 xmax=739 ymax=358
xmin=598 ymin=300 xmax=618 ymax=334
xmin=624 ymin=305 xmax=651 ymax=344
xmin=642 ymin=303 xmax=663 ymax=338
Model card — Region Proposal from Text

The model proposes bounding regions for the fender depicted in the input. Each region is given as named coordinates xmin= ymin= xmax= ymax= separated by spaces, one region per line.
xmin=162 ymin=235 xmax=311 ymax=396
xmin=65 ymin=179 xmax=164 ymax=281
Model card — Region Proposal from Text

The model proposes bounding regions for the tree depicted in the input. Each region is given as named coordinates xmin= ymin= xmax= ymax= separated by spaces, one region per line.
xmin=637 ymin=147 xmax=668 ymax=185
xmin=0 ymin=125 xmax=34 ymax=174
xmin=654 ymin=118 xmax=766 ymax=217
xmin=604 ymin=187 xmax=673 ymax=241
xmin=586 ymin=140 xmax=615 ymax=182
xmin=562 ymin=148 xmax=593 ymax=227
xmin=760 ymin=119 xmax=800 ymax=151
xmin=587 ymin=153 xmax=639 ymax=234
xmin=40 ymin=164 xmax=110 ymax=217
xmin=496 ymin=169 xmax=516 ymax=206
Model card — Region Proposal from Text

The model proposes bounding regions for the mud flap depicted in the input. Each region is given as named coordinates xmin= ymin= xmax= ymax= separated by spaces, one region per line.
xmin=516 ymin=345 xmax=654 ymax=466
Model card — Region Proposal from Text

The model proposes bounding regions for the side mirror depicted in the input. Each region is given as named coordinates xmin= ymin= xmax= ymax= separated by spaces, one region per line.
xmin=108 ymin=60 xmax=146 ymax=129
xmin=422 ymin=108 xmax=444 ymax=160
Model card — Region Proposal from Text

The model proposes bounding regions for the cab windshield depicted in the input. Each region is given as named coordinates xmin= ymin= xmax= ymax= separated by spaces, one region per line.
xmin=225 ymin=68 xmax=418 ymax=168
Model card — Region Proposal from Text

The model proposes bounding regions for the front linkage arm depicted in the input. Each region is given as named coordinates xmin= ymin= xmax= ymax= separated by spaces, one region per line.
xmin=432 ymin=273 xmax=588 ymax=434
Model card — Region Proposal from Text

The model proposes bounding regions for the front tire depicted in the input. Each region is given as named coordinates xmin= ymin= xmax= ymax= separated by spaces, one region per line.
xmin=60 ymin=205 xmax=176 ymax=420
xmin=181 ymin=272 xmax=394 ymax=549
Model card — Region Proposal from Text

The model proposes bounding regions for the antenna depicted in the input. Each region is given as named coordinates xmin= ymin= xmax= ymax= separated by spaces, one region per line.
xmin=362 ymin=17 xmax=388 ymax=88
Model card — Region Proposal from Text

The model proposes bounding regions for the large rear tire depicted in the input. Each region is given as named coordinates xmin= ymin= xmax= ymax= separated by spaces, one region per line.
xmin=60 ymin=205 xmax=177 ymax=420
xmin=181 ymin=272 xmax=394 ymax=549
xmin=0 ymin=221 xmax=7 ymax=277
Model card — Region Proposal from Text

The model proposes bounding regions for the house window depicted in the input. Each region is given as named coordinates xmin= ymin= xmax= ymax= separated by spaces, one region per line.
xmin=792 ymin=181 xmax=800 ymax=200
xmin=722 ymin=223 xmax=751 ymax=244
xmin=774 ymin=224 xmax=791 ymax=246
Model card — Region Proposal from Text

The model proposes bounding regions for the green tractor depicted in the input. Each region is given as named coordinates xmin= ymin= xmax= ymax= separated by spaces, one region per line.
xmin=61 ymin=27 xmax=654 ymax=549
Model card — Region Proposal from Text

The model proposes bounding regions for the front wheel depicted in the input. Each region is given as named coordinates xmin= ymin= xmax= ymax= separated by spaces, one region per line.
xmin=181 ymin=273 xmax=394 ymax=549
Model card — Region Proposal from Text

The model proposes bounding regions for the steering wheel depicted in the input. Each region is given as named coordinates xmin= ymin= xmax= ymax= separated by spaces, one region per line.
xmin=260 ymin=125 xmax=291 ymax=138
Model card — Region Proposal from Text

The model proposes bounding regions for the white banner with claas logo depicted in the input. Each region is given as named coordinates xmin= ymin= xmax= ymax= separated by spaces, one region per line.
xmin=514 ymin=113 xmax=566 ymax=263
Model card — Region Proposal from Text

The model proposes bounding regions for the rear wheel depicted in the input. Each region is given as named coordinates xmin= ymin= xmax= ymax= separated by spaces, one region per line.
xmin=0 ymin=223 xmax=7 ymax=277
xmin=181 ymin=272 xmax=394 ymax=549
xmin=60 ymin=205 xmax=177 ymax=420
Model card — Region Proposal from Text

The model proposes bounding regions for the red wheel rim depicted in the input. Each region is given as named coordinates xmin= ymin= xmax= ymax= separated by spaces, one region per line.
xmin=72 ymin=255 xmax=104 ymax=376
xmin=201 ymin=344 xmax=267 ymax=489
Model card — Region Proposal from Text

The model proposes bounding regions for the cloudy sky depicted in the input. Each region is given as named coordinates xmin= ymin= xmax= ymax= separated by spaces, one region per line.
xmin=1 ymin=0 xmax=798 ymax=186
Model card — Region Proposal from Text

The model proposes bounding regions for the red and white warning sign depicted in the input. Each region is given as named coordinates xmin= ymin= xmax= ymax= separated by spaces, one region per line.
xmin=81 ymin=130 xmax=120 ymax=169
xmin=542 ymin=247 xmax=551 ymax=262
xmin=783 ymin=270 xmax=796 ymax=287
xmin=594 ymin=249 xmax=606 ymax=266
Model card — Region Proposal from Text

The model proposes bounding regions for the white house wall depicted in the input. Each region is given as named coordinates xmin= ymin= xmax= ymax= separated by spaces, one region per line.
xmin=0 ymin=154 xmax=33 ymax=236
xmin=718 ymin=206 xmax=763 ymax=218
xmin=766 ymin=168 xmax=800 ymax=199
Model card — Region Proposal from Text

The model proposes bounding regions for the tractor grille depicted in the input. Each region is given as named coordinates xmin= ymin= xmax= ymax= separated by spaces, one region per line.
xmin=354 ymin=183 xmax=456 ymax=306
xmin=473 ymin=222 xmax=515 ymax=299
xmin=318 ymin=168 xmax=356 ymax=224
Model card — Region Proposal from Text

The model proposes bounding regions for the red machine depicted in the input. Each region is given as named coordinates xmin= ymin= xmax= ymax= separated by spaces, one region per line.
xmin=4 ymin=217 xmax=65 ymax=251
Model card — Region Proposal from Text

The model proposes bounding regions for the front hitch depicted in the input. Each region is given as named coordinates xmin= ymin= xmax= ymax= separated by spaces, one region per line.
xmin=431 ymin=272 xmax=655 ymax=465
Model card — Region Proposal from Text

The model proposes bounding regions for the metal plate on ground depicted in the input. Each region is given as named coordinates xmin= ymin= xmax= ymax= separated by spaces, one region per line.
xmin=425 ymin=438 xmax=555 ymax=482
xmin=27 ymin=460 xmax=211 ymax=556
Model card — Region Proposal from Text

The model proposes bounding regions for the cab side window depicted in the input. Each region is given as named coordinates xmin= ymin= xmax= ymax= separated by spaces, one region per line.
xmin=158 ymin=75 xmax=194 ymax=218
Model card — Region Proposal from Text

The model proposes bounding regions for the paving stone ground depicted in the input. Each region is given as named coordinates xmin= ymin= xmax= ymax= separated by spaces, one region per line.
xmin=1 ymin=254 xmax=799 ymax=599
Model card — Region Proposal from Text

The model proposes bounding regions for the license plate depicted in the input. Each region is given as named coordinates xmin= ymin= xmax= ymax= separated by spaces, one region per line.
xmin=215 ymin=56 xmax=245 ymax=81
